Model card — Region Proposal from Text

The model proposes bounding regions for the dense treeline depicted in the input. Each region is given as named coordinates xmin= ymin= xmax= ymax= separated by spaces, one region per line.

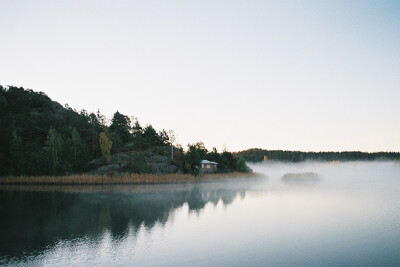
xmin=0 ymin=86 xmax=250 ymax=176
xmin=237 ymin=148 xmax=400 ymax=162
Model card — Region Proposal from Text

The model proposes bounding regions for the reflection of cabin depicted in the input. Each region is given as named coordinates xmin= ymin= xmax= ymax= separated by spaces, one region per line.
xmin=200 ymin=160 xmax=218 ymax=173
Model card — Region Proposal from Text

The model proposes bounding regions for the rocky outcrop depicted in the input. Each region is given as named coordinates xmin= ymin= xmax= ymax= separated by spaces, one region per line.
xmin=149 ymin=155 xmax=176 ymax=174
xmin=91 ymin=164 xmax=125 ymax=175
xmin=90 ymin=150 xmax=177 ymax=175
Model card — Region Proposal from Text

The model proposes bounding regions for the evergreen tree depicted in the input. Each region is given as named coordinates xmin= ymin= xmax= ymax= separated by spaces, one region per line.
xmin=45 ymin=128 xmax=63 ymax=174
xmin=237 ymin=157 xmax=251 ymax=173
xmin=9 ymin=130 xmax=23 ymax=175
xmin=71 ymin=128 xmax=83 ymax=168
xmin=110 ymin=111 xmax=132 ymax=145
xmin=142 ymin=124 xmax=164 ymax=148
xmin=184 ymin=144 xmax=202 ymax=175
xmin=132 ymin=121 xmax=143 ymax=137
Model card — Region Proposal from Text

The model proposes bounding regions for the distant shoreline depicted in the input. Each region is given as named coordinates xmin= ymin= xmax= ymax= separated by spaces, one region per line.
xmin=0 ymin=172 xmax=262 ymax=186
xmin=238 ymin=149 xmax=400 ymax=162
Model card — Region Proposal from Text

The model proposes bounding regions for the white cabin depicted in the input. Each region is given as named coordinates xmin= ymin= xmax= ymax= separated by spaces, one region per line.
xmin=200 ymin=160 xmax=218 ymax=173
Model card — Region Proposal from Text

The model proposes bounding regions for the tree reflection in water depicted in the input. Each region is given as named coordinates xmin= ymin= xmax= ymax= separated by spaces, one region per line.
xmin=0 ymin=181 xmax=254 ymax=260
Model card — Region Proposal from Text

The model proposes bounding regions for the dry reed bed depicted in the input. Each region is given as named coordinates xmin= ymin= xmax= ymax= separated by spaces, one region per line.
xmin=0 ymin=172 xmax=260 ymax=185
xmin=0 ymin=183 xmax=198 ymax=193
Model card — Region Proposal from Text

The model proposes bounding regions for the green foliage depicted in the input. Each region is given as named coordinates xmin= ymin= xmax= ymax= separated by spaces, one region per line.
xmin=0 ymin=93 xmax=7 ymax=112
xmin=237 ymin=149 xmax=400 ymax=162
xmin=184 ymin=142 xmax=208 ymax=174
xmin=171 ymin=145 xmax=185 ymax=171
xmin=110 ymin=111 xmax=132 ymax=145
xmin=71 ymin=128 xmax=85 ymax=170
xmin=193 ymin=142 xmax=208 ymax=158
xmin=138 ymin=124 xmax=168 ymax=149
xmin=45 ymin=128 xmax=63 ymax=174
xmin=0 ymin=86 xmax=183 ymax=176
xmin=3 ymin=86 xmax=253 ymax=176
xmin=5 ymin=85 xmax=396 ymax=177
xmin=184 ymin=144 xmax=202 ymax=175
xmin=237 ymin=157 xmax=251 ymax=173
xmin=128 ymin=153 xmax=148 ymax=173
xmin=99 ymin=132 xmax=112 ymax=163
xmin=132 ymin=121 xmax=143 ymax=138
xmin=87 ymin=111 xmax=108 ymax=158
xmin=143 ymin=125 xmax=158 ymax=147
xmin=0 ymin=86 xmax=113 ymax=175
xmin=9 ymin=131 xmax=23 ymax=175
xmin=182 ymin=144 xmax=251 ymax=174
xmin=159 ymin=129 xmax=169 ymax=145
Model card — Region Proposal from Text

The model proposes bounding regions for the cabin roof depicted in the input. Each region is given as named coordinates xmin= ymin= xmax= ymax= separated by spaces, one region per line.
xmin=201 ymin=160 xmax=218 ymax=165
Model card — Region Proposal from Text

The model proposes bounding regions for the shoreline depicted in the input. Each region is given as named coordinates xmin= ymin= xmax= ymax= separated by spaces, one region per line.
xmin=0 ymin=172 xmax=262 ymax=186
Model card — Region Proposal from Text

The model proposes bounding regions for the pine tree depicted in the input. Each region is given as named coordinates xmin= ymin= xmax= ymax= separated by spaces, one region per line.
xmin=9 ymin=130 xmax=23 ymax=175
xmin=71 ymin=128 xmax=82 ymax=168
xmin=45 ymin=128 xmax=63 ymax=174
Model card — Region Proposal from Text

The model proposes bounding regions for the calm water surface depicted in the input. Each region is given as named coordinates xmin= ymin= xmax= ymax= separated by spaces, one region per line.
xmin=1 ymin=161 xmax=399 ymax=266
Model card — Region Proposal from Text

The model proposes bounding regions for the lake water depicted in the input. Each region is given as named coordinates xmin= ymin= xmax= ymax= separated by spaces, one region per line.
xmin=1 ymin=161 xmax=399 ymax=266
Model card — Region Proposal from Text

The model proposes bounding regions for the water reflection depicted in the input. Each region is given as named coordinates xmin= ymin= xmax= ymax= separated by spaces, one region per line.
xmin=1 ymin=162 xmax=400 ymax=266
xmin=0 ymin=181 xmax=256 ymax=262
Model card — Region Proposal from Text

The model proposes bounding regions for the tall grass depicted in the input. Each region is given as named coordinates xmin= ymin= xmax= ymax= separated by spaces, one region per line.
xmin=0 ymin=172 xmax=259 ymax=185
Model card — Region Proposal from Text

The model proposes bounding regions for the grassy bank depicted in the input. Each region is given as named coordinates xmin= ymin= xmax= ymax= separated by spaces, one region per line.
xmin=0 ymin=172 xmax=261 ymax=185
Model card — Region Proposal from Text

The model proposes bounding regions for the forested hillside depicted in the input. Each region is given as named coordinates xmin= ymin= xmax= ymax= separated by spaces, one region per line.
xmin=237 ymin=148 xmax=400 ymax=162
xmin=3 ymin=86 xmax=396 ymax=177
xmin=0 ymin=86 xmax=250 ymax=176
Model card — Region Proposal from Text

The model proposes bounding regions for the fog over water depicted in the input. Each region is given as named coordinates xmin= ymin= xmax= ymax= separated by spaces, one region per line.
xmin=1 ymin=161 xmax=399 ymax=266
xmin=251 ymin=160 xmax=400 ymax=188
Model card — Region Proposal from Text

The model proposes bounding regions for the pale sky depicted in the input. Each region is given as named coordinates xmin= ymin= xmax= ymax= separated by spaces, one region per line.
xmin=1 ymin=0 xmax=399 ymax=152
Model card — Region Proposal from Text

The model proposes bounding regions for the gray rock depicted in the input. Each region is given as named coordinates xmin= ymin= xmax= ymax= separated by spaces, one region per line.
xmin=149 ymin=162 xmax=177 ymax=174
xmin=110 ymin=153 xmax=130 ymax=163
xmin=150 ymin=155 xmax=169 ymax=163
xmin=91 ymin=164 xmax=122 ymax=175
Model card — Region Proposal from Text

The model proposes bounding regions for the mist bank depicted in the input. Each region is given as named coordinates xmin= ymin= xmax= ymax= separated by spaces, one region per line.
xmin=238 ymin=148 xmax=400 ymax=162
